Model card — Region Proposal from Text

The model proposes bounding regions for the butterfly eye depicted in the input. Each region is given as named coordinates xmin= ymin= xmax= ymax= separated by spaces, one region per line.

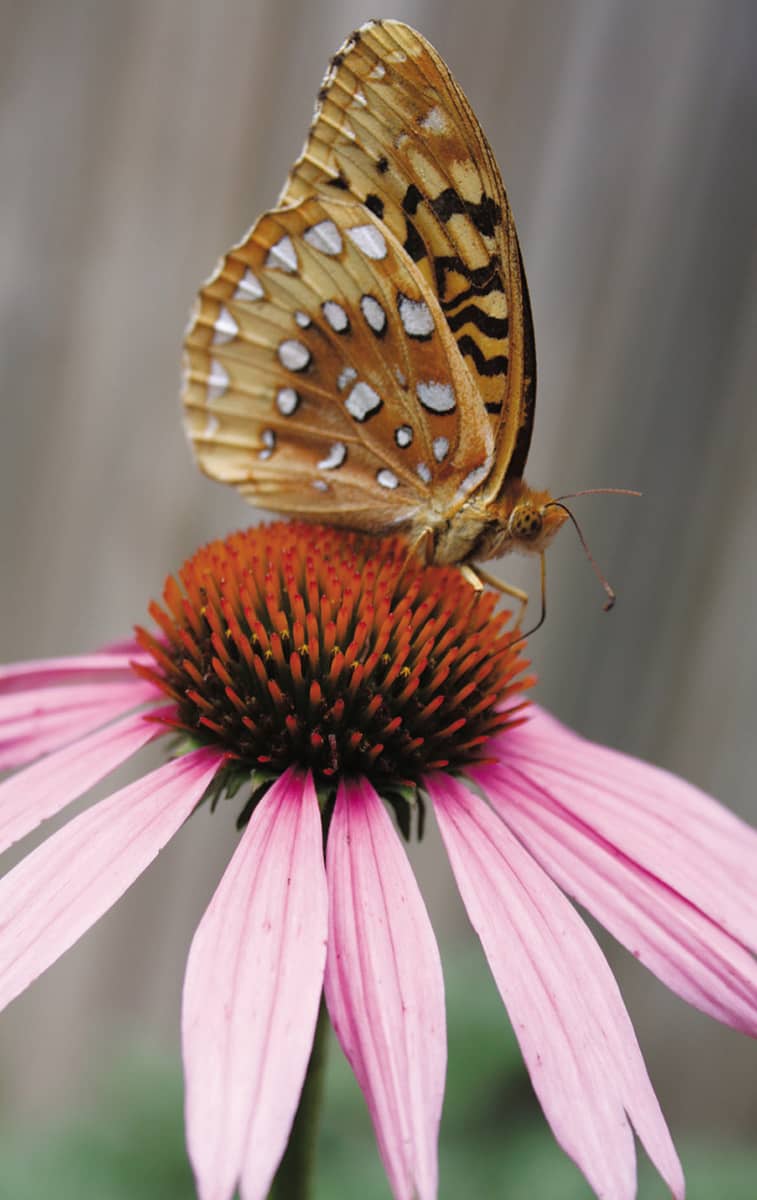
xmin=509 ymin=505 xmax=543 ymax=540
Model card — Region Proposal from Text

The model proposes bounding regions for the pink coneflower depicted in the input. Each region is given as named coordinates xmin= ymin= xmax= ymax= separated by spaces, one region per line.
xmin=0 ymin=522 xmax=755 ymax=1200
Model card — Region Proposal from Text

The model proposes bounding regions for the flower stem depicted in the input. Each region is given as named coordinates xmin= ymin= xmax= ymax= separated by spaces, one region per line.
xmin=268 ymin=996 xmax=330 ymax=1200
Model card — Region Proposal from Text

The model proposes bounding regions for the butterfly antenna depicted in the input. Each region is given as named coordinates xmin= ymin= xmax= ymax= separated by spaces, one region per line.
xmin=546 ymin=502 xmax=616 ymax=611
xmin=553 ymin=488 xmax=642 ymax=502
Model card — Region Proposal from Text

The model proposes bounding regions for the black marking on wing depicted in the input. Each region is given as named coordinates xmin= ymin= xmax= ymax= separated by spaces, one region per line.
xmin=429 ymin=188 xmax=502 ymax=238
xmin=376 ymin=156 xmax=389 ymax=174
xmin=326 ymin=173 xmax=349 ymax=190
xmin=439 ymin=275 xmax=505 ymax=310
xmin=365 ymin=193 xmax=385 ymax=218
xmin=457 ymin=335 xmax=508 ymax=377
xmin=504 ymin=241 xmax=537 ymax=481
xmin=403 ymin=218 xmax=427 ymax=262
xmin=402 ymin=184 xmax=423 ymax=216
xmin=433 ymin=253 xmax=501 ymax=300
xmin=401 ymin=184 xmax=502 ymax=239
xmin=446 ymin=305 xmax=509 ymax=338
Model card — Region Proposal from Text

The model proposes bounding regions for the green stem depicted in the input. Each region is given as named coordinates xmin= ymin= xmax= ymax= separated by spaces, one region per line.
xmin=268 ymin=996 xmax=330 ymax=1200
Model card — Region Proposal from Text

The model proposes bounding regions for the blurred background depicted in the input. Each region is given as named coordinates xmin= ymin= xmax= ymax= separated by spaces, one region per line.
xmin=1 ymin=0 xmax=755 ymax=1195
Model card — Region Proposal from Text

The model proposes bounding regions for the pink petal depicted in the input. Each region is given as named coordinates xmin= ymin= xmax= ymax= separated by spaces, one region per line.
xmin=0 ymin=681 xmax=157 ymax=723
xmin=0 ymin=746 xmax=222 ymax=1013
xmin=0 ymin=650 xmax=152 ymax=694
xmin=475 ymin=757 xmax=757 ymax=1035
xmin=0 ymin=707 xmax=169 ymax=856
xmin=497 ymin=707 xmax=757 ymax=950
xmin=429 ymin=771 xmax=684 ymax=1200
xmin=0 ymin=679 xmax=160 ymax=768
xmin=324 ymin=776 xmax=445 ymax=1200
xmin=182 ymin=768 xmax=327 ymax=1200
xmin=0 ymin=711 xmax=138 ymax=771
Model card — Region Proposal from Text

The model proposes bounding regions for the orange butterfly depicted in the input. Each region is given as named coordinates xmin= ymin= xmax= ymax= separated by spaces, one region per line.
xmin=182 ymin=19 xmax=572 ymax=618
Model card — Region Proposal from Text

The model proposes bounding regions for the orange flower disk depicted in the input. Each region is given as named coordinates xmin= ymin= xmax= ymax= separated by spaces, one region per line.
xmin=135 ymin=522 xmax=533 ymax=786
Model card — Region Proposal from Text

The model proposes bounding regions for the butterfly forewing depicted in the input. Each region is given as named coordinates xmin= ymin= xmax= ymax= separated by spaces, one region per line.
xmin=279 ymin=18 xmax=536 ymax=490
xmin=183 ymin=195 xmax=494 ymax=529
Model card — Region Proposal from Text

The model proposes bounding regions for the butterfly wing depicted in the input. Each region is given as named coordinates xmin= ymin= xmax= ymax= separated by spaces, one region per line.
xmin=183 ymin=195 xmax=493 ymax=531
xmin=279 ymin=18 xmax=536 ymax=493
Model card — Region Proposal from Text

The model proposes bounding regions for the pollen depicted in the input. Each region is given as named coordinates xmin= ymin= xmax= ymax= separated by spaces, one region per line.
xmin=134 ymin=523 xmax=533 ymax=789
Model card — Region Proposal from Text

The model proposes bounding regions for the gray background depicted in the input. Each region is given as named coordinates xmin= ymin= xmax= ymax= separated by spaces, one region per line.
xmin=1 ymin=0 xmax=755 ymax=1155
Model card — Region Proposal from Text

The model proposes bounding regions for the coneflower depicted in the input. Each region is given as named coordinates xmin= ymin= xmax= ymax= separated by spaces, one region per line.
xmin=0 ymin=521 xmax=755 ymax=1200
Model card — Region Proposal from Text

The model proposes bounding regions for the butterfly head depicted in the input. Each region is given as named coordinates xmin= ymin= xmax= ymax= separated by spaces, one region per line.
xmin=486 ymin=483 xmax=638 ymax=614
xmin=495 ymin=480 xmax=569 ymax=557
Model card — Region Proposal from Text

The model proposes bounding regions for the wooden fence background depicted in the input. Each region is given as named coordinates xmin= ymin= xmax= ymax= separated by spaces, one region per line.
xmin=1 ymin=0 xmax=755 ymax=1150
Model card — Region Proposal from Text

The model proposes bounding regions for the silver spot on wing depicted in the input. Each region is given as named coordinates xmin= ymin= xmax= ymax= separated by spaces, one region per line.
xmin=317 ymin=442 xmax=347 ymax=470
xmin=346 ymin=224 xmax=387 ymax=260
xmin=322 ymin=300 xmax=350 ymax=333
xmin=398 ymin=294 xmax=434 ymax=338
xmin=207 ymin=360 xmax=229 ymax=400
xmin=303 ymin=220 xmax=343 ymax=255
xmin=212 ymin=306 xmax=238 ymax=345
xmin=278 ymin=339 xmax=311 ymax=372
xmin=234 ymin=269 xmax=264 ymax=300
xmin=345 ymin=381 xmax=382 ymax=421
xmin=259 ymin=429 xmax=276 ymax=460
xmin=276 ymin=387 xmax=300 ymax=416
xmin=417 ymin=380 xmax=456 ymax=413
xmin=376 ymin=468 xmax=399 ymax=490
xmin=266 ymin=235 xmax=298 ymax=272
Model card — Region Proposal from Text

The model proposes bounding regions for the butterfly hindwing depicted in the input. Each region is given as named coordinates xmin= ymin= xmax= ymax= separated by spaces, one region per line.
xmin=183 ymin=195 xmax=494 ymax=529
xmin=279 ymin=18 xmax=536 ymax=492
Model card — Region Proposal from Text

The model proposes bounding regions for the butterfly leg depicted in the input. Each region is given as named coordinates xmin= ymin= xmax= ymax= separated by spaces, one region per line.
xmin=401 ymin=527 xmax=435 ymax=568
xmin=465 ymin=554 xmax=549 ymax=644
xmin=461 ymin=565 xmax=529 ymax=623
xmin=395 ymin=528 xmax=435 ymax=592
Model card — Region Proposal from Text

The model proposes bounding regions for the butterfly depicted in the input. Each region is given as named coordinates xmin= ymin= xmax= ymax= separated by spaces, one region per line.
xmin=182 ymin=18 xmax=570 ymax=615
